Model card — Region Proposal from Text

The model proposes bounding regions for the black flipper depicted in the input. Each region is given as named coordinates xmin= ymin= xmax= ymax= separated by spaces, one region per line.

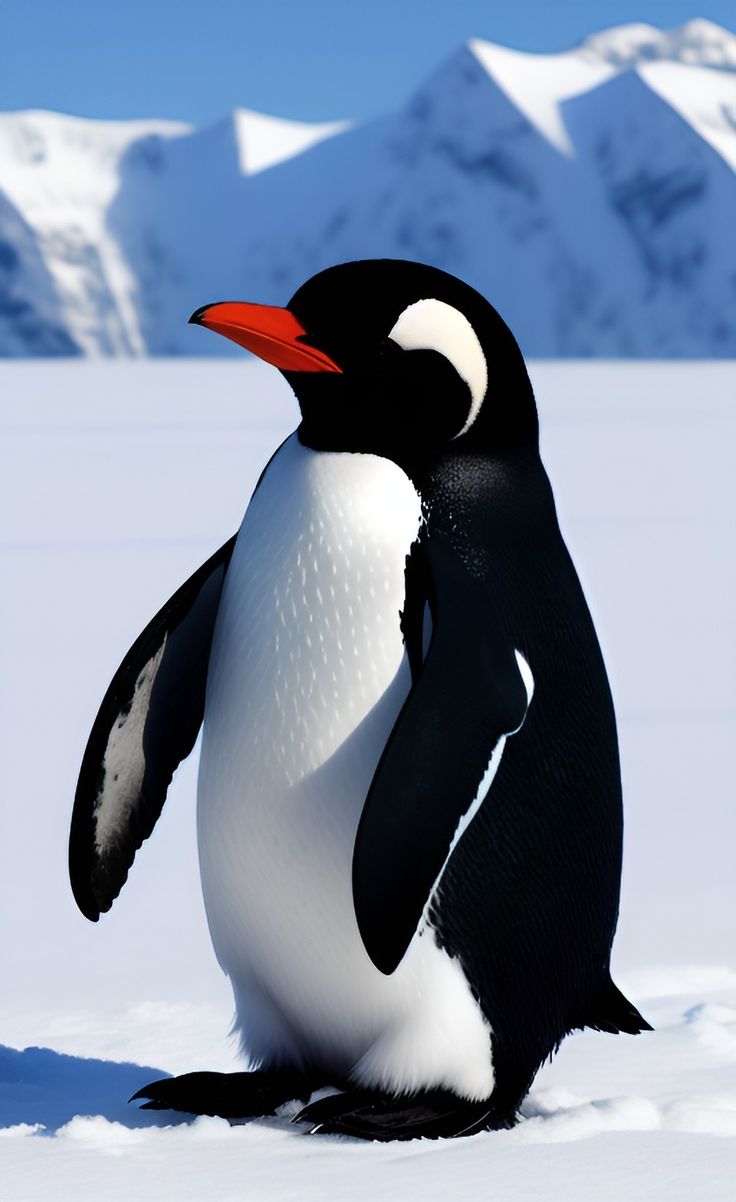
xmin=353 ymin=530 xmax=531 ymax=976
xmin=131 ymin=1070 xmax=314 ymax=1120
xmin=399 ymin=538 xmax=431 ymax=686
xmin=580 ymin=976 xmax=653 ymax=1035
xmin=69 ymin=537 xmax=236 ymax=921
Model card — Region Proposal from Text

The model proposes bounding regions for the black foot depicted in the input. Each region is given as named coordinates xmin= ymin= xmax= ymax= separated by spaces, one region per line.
xmin=131 ymin=1069 xmax=313 ymax=1119
xmin=294 ymin=1087 xmax=497 ymax=1141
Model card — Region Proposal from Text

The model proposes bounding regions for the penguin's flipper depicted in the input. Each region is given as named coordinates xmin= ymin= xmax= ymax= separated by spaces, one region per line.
xmin=353 ymin=530 xmax=532 ymax=975
xmin=69 ymin=537 xmax=236 ymax=921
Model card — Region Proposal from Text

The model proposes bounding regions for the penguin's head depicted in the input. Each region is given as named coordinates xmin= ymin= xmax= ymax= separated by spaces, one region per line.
xmin=191 ymin=259 xmax=536 ymax=467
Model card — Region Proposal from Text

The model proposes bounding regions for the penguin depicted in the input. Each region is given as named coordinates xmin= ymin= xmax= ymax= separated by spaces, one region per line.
xmin=69 ymin=259 xmax=650 ymax=1141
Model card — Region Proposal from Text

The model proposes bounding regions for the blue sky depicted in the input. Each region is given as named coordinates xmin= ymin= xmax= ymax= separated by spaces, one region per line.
xmin=3 ymin=1 xmax=734 ymax=125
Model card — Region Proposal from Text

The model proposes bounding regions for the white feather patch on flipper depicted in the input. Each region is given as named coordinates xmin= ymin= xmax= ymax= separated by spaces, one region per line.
xmin=93 ymin=638 xmax=166 ymax=854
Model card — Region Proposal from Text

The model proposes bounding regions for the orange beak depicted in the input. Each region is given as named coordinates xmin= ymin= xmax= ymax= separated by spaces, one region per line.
xmin=189 ymin=301 xmax=342 ymax=374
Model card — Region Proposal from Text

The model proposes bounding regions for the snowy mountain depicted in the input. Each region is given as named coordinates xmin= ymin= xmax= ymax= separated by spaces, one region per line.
xmin=0 ymin=19 xmax=734 ymax=357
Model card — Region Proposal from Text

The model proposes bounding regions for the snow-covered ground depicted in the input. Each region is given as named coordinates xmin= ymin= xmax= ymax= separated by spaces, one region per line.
xmin=1 ymin=360 xmax=734 ymax=1199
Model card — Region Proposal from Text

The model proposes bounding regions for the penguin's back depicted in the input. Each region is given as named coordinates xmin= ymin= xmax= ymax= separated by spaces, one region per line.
xmin=423 ymin=449 xmax=626 ymax=1090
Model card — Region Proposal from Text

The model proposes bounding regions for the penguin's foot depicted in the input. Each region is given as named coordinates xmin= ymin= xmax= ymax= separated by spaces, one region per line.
xmin=131 ymin=1069 xmax=313 ymax=1120
xmin=293 ymin=1087 xmax=500 ymax=1141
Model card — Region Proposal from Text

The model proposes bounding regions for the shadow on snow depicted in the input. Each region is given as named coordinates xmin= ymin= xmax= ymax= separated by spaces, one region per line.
xmin=0 ymin=1044 xmax=191 ymax=1133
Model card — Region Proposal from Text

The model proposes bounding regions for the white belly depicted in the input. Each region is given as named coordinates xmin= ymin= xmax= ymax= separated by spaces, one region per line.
xmin=197 ymin=434 xmax=492 ymax=1100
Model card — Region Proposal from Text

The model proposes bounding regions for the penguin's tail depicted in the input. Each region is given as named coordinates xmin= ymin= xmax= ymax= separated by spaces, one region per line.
xmin=580 ymin=975 xmax=653 ymax=1035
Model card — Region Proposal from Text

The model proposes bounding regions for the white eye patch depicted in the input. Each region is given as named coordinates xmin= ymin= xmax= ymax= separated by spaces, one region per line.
xmin=387 ymin=298 xmax=488 ymax=437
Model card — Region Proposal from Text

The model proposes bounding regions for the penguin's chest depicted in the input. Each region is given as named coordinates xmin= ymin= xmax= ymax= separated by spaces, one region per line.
xmin=198 ymin=437 xmax=420 ymax=989
xmin=205 ymin=434 xmax=421 ymax=790
xmin=197 ymin=435 xmax=492 ymax=1097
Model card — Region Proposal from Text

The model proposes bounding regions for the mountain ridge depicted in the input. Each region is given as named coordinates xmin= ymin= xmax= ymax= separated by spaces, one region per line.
xmin=0 ymin=19 xmax=734 ymax=358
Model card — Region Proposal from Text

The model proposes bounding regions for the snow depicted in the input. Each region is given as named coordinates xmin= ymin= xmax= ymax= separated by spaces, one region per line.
xmin=640 ymin=60 xmax=736 ymax=170
xmin=230 ymin=109 xmax=349 ymax=175
xmin=0 ymin=111 xmax=190 ymax=357
xmin=469 ymin=24 xmax=736 ymax=166
xmin=0 ymin=359 xmax=734 ymax=1198
xmin=468 ymin=39 xmax=614 ymax=153
xmin=580 ymin=18 xmax=736 ymax=72
xmin=0 ymin=107 xmax=346 ymax=357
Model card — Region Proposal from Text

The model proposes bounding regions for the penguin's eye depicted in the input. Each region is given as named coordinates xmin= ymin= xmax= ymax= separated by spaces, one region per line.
xmin=387 ymin=298 xmax=488 ymax=438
